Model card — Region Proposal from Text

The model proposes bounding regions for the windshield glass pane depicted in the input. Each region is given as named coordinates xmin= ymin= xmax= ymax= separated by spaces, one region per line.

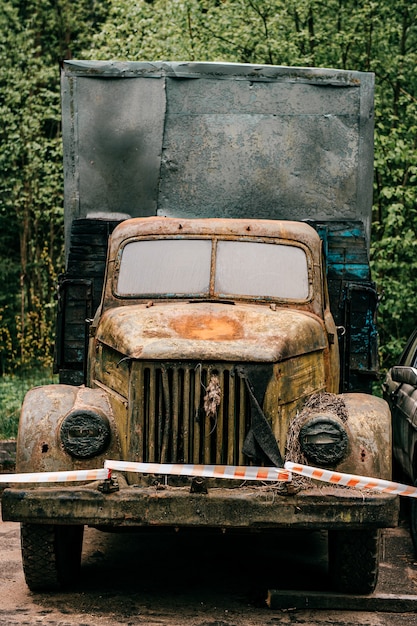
xmin=117 ymin=239 xmax=212 ymax=296
xmin=215 ymin=240 xmax=309 ymax=299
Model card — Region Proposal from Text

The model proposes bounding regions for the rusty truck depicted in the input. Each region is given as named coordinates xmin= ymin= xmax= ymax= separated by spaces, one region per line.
xmin=2 ymin=61 xmax=398 ymax=594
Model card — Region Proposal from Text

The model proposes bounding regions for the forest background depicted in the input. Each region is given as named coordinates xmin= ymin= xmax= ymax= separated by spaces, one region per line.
xmin=0 ymin=0 xmax=416 ymax=434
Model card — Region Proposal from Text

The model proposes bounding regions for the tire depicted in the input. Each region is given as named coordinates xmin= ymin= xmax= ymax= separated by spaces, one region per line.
xmin=21 ymin=523 xmax=84 ymax=591
xmin=328 ymin=529 xmax=380 ymax=594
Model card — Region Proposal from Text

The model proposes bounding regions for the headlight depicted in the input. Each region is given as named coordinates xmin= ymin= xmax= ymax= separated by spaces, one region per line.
xmin=299 ymin=414 xmax=348 ymax=467
xmin=60 ymin=409 xmax=111 ymax=459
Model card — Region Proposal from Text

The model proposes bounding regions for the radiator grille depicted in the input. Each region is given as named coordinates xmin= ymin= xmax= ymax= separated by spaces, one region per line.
xmin=128 ymin=362 xmax=252 ymax=465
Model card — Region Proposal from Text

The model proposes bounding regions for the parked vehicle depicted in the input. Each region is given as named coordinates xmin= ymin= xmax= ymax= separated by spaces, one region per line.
xmin=383 ymin=328 xmax=417 ymax=551
xmin=2 ymin=61 xmax=398 ymax=594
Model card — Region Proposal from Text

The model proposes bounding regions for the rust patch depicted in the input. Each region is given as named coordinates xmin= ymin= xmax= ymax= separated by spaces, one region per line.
xmin=171 ymin=314 xmax=243 ymax=341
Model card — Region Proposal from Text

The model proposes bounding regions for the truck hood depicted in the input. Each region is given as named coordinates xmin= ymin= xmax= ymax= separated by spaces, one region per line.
xmin=96 ymin=302 xmax=327 ymax=362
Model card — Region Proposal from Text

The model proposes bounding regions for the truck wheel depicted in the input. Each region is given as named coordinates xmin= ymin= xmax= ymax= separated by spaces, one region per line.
xmin=328 ymin=529 xmax=380 ymax=594
xmin=21 ymin=523 xmax=84 ymax=591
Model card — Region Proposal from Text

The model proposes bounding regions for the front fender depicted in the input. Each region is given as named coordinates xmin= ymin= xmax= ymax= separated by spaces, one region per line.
xmin=337 ymin=393 xmax=392 ymax=480
xmin=16 ymin=384 xmax=121 ymax=474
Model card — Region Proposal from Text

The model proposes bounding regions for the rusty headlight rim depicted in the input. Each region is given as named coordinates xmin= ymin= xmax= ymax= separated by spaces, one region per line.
xmin=299 ymin=413 xmax=348 ymax=467
xmin=60 ymin=408 xmax=111 ymax=459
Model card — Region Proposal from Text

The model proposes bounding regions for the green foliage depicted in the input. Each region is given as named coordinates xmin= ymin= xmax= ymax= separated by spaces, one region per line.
xmin=0 ymin=2 xmax=63 ymax=372
xmin=0 ymin=0 xmax=109 ymax=374
xmin=0 ymin=369 xmax=57 ymax=439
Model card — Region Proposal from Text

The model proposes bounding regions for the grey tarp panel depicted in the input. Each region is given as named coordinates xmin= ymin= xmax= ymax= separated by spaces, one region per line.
xmin=61 ymin=61 xmax=374 ymax=254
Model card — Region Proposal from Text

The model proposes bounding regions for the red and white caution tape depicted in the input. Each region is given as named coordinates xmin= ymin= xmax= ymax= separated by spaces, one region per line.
xmin=0 ymin=467 xmax=110 ymax=484
xmin=3 ymin=459 xmax=417 ymax=496
xmin=104 ymin=460 xmax=291 ymax=482
xmin=285 ymin=461 xmax=417 ymax=498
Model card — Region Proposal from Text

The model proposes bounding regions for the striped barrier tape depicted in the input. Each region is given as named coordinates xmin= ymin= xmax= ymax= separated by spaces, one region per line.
xmin=2 ymin=459 xmax=417 ymax=496
xmin=104 ymin=460 xmax=292 ymax=482
xmin=0 ymin=468 xmax=110 ymax=484
xmin=285 ymin=461 xmax=417 ymax=498
xmin=0 ymin=462 xmax=290 ymax=484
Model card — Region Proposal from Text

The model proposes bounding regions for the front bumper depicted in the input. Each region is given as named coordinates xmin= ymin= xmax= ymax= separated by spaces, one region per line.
xmin=1 ymin=480 xmax=399 ymax=530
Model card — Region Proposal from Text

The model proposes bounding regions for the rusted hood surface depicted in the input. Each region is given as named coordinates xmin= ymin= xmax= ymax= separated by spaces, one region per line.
xmin=96 ymin=302 xmax=327 ymax=362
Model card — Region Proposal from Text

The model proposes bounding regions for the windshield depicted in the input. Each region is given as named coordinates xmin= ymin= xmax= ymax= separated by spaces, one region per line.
xmin=117 ymin=239 xmax=212 ymax=295
xmin=215 ymin=240 xmax=308 ymax=299
xmin=116 ymin=238 xmax=309 ymax=300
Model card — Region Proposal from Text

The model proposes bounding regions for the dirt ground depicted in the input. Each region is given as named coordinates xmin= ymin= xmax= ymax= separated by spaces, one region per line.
xmin=1 ymin=503 xmax=417 ymax=626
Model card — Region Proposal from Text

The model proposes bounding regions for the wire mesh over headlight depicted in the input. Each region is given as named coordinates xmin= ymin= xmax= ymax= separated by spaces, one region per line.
xmin=299 ymin=414 xmax=348 ymax=467
xmin=60 ymin=409 xmax=111 ymax=459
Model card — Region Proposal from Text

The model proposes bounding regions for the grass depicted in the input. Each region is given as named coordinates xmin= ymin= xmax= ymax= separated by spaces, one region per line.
xmin=0 ymin=369 xmax=57 ymax=439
